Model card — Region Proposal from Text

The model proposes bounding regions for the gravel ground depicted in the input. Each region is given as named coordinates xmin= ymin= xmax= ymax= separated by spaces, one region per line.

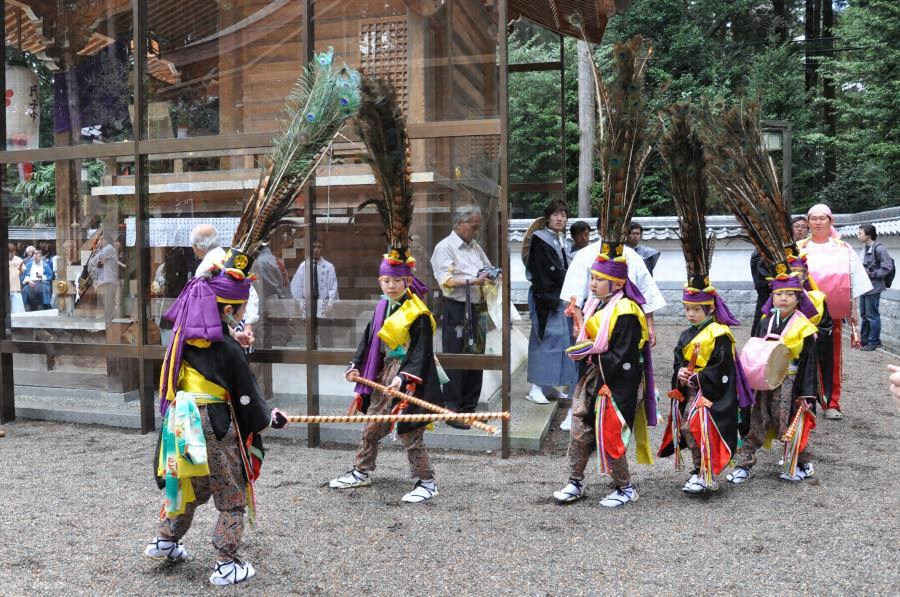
xmin=1 ymin=324 xmax=898 ymax=596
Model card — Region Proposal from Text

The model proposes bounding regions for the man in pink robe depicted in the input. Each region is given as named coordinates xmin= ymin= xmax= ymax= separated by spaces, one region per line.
xmin=798 ymin=204 xmax=872 ymax=419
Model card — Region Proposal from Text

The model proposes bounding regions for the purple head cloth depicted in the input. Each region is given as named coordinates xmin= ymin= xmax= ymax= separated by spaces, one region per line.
xmin=683 ymin=289 xmax=741 ymax=327
xmin=762 ymin=277 xmax=817 ymax=320
xmin=159 ymin=273 xmax=251 ymax=415
xmin=378 ymin=259 xmax=429 ymax=299
xmin=591 ymin=259 xmax=646 ymax=306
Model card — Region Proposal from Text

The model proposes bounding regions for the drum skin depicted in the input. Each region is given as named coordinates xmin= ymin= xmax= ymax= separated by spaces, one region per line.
xmin=739 ymin=337 xmax=791 ymax=391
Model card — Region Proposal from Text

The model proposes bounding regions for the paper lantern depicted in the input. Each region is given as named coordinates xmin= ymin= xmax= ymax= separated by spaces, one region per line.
xmin=6 ymin=65 xmax=40 ymax=150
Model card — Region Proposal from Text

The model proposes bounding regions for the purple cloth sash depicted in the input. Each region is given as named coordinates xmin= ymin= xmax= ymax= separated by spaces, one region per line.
xmin=354 ymin=298 xmax=389 ymax=396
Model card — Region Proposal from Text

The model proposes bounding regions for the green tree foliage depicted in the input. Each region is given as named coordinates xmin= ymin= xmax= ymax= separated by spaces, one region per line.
xmin=509 ymin=1 xmax=897 ymax=217
xmin=819 ymin=0 xmax=899 ymax=211
xmin=10 ymin=161 xmax=105 ymax=227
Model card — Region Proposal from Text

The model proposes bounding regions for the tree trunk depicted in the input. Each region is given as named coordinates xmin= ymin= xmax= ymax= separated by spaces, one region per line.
xmin=804 ymin=0 xmax=820 ymax=92
xmin=822 ymin=0 xmax=836 ymax=184
xmin=576 ymin=40 xmax=594 ymax=218
xmin=773 ymin=0 xmax=789 ymax=42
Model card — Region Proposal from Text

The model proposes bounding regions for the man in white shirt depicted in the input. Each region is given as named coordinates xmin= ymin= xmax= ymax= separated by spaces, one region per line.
xmin=291 ymin=240 xmax=339 ymax=317
xmin=560 ymin=218 xmax=666 ymax=347
xmin=430 ymin=205 xmax=497 ymax=426
xmin=191 ymin=224 xmax=259 ymax=348
xmin=89 ymin=232 xmax=120 ymax=323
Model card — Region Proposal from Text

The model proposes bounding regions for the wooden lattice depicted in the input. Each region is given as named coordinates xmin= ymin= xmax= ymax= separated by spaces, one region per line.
xmin=359 ymin=17 xmax=408 ymax=114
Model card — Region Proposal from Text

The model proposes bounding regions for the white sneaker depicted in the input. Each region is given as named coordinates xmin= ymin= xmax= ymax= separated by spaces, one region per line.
xmin=599 ymin=485 xmax=638 ymax=508
xmin=543 ymin=386 xmax=568 ymax=400
xmin=525 ymin=385 xmax=550 ymax=404
xmin=682 ymin=473 xmax=704 ymax=493
xmin=553 ymin=479 xmax=585 ymax=504
xmin=210 ymin=558 xmax=256 ymax=586
xmin=329 ymin=468 xmax=371 ymax=489
xmin=726 ymin=467 xmax=750 ymax=484
xmin=560 ymin=408 xmax=573 ymax=431
xmin=780 ymin=462 xmax=815 ymax=482
xmin=144 ymin=537 xmax=188 ymax=563
xmin=401 ymin=480 xmax=438 ymax=503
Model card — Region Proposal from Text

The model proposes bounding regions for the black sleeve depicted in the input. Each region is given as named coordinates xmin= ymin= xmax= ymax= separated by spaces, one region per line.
xmin=672 ymin=342 xmax=683 ymax=391
xmin=528 ymin=237 xmax=565 ymax=306
xmin=598 ymin=314 xmax=642 ymax=380
xmin=696 ymin=335 xmax=734 ymax=402
xmin=794 ymin=335 xmax=819 ymax=398
xmin=351 ymin=320 xmax=373 ymax=369
xmin=399 ymin=315 xmax=434 ymax=382
xmin=750 ymin=251 xmax=769 ymax=292
xmin=817 ymin=301 xmax=834 ymax=337
xmin=226 ymin=343 xmax=272 ymax=435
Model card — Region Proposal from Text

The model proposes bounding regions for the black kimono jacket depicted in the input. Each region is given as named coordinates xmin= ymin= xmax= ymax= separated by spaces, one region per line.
xmin=659 ymin=319 xmax=739 ymax=458
xmin=526 ymin=230 xmax=569 ymax=339
xmin=580 ymin=312 xmax=644 ymax=429
xmin=351 ymin=295 xmax=443 ymax=434
xmin=155 ymin=323 xmax=272 ymax=488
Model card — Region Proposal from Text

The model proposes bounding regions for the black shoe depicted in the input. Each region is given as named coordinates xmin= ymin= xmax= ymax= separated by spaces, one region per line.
xmin=446 ymin=420 xmax=471 ymax=430
xmin=860 ymin=343 xmax=879 ymax=351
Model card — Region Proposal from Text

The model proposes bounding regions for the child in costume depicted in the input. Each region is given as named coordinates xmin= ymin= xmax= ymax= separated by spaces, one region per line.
xmin=144 ymin=260 xmax=288 ymax=585
xmin=656 ymin=103 xmax=752 ymax=493
xmin=728 ymin=269 xmax=819 ymax=484
xmin=329 ymin=254 xmax=442 ymax=503
xmin=552 ymin=243 xmax=656 ymax=507
xmin=700 ymin=101 xmax=820 ymax=485
xmin=143 ymin=48 xmax=360 ymax=586
xmin=327 ymin=78 xmax=443 ymax=503
xmin=659 ymin=275 xmax=751 ymax=492
xmin=552 ymin=36 xmax=657 ymax=508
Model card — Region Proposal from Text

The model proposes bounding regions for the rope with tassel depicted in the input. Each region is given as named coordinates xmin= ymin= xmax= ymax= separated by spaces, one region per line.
xmin=284 ymin=412 xmax=508 ymax=425
xmin=350 ymin=374 xmax=503 ymax=435
xmin=666 ymin=343 xmax=701 ymax=470
xmin=781 ymin=397 xmax=814 ymax=476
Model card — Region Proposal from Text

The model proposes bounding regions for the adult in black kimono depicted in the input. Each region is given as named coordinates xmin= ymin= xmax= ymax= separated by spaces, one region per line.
xmin=729 ymin=279 xmax=820 ymax=485
xmin=329 ymin=260 xmax=443 ymax=504
xmin=525 ymin=199 xmax=578 ymax=404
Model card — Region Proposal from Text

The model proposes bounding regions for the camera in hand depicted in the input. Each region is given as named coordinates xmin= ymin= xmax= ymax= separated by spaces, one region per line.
xmin=478 ymin=266 xmax=502 ymax=281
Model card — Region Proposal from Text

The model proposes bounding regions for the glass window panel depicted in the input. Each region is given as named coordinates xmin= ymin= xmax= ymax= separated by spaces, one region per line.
xmin=509 ymin=69 xmax=563 ymax=185
xmin=145 ymin=0 xmax=305 ymax=140
xmin=5 ymin=158 xmax=138 ymax=347
xmin=508 ymin=21 xmax=561 ymax=65
xmin=312 ymin=0 xmax=499 ymax=128
xmin=4 ymin=1 xmax=134 ymax=149
xmin=310 ymin=132 xmax=502 ymax=358
xmin=143 ymin=148 xmax=305 ymax=352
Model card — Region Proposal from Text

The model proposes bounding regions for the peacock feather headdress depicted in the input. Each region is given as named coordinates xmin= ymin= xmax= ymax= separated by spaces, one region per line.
xmin=658 ymin=103 xmax=714 ymax=290
xmin=660 ymin=103 xmax=741 ymax=326
xmin=224 ymin=47 xmax=361 ymax=277
xmin=354 ymin=78 xmax=424 ymax=295
xmin=697 ymin=100 xmax=799 ymax=283
xmin=591 ymin=35 xmax=656 ymax=252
